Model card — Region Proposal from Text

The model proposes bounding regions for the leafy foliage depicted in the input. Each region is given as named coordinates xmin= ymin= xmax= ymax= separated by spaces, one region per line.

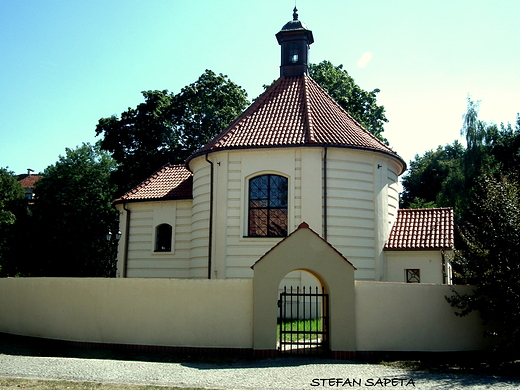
xmin=96 ymin=70 xmax=249 ymax=195
xmin=0 ymin=167 xmax=25 ymax=227
xmin=309 ymin=61 xmax=388 ymax=143
xmin=0 ymin=168 xmax=26 ymax=274
xmin=25 ymin=143 xmax=119 ymax=277
xmin=446 ymin=175 xmax=520 ymax=351
xmin=400 ymin=142 xmax=465 ymax=210
xmin=401 ymin=99 xmax=520 ymax=218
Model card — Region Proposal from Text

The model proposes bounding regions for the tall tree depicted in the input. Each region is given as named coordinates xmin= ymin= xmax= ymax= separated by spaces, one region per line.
xmin=446 ymin=174 xmax=520 ymax=352
xmin=28 ymin=143 xmax=119 ymax=277
xmin=309 ymin=60 xmax=388 ymax=143
xmin=96 ymin=70 xmax=249 ymax=195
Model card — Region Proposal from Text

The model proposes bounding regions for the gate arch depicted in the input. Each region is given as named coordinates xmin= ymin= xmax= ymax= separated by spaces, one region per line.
xmin=277 ymin=270 xmax=329 ymax=355
xmin=252 ymin=222 xmax=356 ymax=358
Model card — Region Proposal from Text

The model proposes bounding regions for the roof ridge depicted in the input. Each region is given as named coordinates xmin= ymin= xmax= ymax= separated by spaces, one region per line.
xmin=304 ymin=75 xmax=391 ymax=149
xmin=302 ymin=75 xmax=316 ymax=144
xmin=188 ymin=77 xmax=288 ymax=157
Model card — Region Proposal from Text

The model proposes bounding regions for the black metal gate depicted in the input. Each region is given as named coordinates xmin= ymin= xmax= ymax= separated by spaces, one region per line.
xmin=277 ymin=286 xmax=329 ymax=356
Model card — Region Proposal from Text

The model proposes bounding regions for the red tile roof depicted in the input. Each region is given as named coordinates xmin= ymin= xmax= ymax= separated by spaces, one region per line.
xmin=17 ymin=174 xmax=42 ymax=188
xmin=114 ymin=165 xmax=192 ymax=203
xmin=188 ymin=75 xmax=405 ymax=172
xmin=385 ymin=208 xmax=454 ymax=250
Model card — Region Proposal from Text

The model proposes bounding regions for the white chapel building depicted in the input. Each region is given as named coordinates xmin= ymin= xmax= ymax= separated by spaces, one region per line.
xmin=113 ymin=10 xmax=454 ymax=285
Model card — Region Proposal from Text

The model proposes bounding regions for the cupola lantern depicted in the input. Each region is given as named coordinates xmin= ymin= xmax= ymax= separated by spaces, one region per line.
xmin=276 ymin=7 xmax=314 ymax=77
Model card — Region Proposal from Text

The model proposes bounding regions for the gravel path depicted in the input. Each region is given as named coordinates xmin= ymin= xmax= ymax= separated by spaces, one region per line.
xmin=1 ymin=354 xmax=520 ymax=390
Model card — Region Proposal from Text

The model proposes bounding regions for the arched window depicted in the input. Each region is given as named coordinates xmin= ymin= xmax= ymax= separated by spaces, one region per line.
xmin=155 ymin=223 xmax=172 ymax=252
xmin=288 ymin=43 xmax=299 ymax=63
xmin=248 ymin=174 xmax=288 ymax=237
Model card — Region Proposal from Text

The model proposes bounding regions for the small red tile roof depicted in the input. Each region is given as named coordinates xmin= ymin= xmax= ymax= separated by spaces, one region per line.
xmin=188 ymin=75 xmax=405 ymax=173
xmin=385 ymin=208 xmax=454 ymax=250
xmin=114 ymin=165 xmax=192 ymax=203
xmin=17 ymin=174 xmax=42 ymax=188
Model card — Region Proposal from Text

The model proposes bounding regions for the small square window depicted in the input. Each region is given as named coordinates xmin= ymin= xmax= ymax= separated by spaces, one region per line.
xmin=406 ymin=269 xmax=420 ymax=283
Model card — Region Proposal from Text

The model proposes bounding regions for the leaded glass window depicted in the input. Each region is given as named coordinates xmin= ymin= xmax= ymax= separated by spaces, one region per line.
xmin=248 ymin=174 xmax=288 ymax=237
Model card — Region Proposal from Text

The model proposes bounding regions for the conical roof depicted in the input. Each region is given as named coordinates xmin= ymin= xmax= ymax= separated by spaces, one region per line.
xmin=187 ymin=75 xmax=405 ymax=172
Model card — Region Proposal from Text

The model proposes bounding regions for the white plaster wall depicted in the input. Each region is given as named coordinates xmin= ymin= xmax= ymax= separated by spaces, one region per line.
xmin=115 ymin=200 xmax=192 ymax=278
xmin=189 ymin=159 xmax=211 ymax=278
xmin=385 ymin=251 xmax=446 ymax=284
xmin=326 ymin=148 xmax=400 ymax=281
xmin=188 ymin=146 xmax=403 ymax=281
xmin=192 ymin=149 xmax=306 ymax=279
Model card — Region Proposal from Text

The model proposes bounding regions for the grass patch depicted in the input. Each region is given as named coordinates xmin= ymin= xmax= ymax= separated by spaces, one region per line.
xmin=277 ymin=318 xmax=322 ymax=342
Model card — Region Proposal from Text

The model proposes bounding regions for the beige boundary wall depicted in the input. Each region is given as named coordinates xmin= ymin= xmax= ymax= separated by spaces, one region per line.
xmin=0 ymin=278 xmax=485 ymax=353
xmin=0 ymin=278 xmax=253 ymax=349
xmin=355 ymin=282 xmax=485 ymax=351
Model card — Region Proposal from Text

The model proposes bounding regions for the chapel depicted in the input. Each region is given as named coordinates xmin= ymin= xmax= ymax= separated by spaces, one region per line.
xmin=114 ymin=9 xmax=454 ymax=284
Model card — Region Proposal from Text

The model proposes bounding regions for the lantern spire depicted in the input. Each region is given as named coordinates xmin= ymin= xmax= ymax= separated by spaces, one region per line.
xmin=275 ymin=8 xmax=314 ymax=77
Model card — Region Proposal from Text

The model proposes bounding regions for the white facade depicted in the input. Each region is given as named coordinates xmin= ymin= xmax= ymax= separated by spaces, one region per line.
xmin=116 ymin=145 xmax=412 ymax=281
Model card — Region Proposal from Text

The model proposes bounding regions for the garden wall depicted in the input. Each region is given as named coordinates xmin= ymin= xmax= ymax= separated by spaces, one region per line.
xmin=0 ymin=278 xmax=254 ymax=349
xmin=355 ymin=281 xmax=486 ymax=352
xmin=0 ymin=278 xmax=485 ymax=353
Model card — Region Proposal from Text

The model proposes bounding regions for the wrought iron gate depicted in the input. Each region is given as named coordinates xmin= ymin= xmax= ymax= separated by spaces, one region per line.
xmin=277 ymin=286 xmax=329 ymax=355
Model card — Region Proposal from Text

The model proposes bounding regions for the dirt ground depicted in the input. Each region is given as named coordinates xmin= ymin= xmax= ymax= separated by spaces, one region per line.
xmin=0 ymin=377 xmax=207 ymax=390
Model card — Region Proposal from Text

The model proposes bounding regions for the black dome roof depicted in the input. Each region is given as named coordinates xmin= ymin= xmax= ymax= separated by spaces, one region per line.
xmin=280 ymin=7 xmax=310 ymax=31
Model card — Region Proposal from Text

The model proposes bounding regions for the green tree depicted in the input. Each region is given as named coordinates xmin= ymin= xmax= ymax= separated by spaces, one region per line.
xmin=486 ymin=115 xmax=520 ymax=183
xmin=309 ymin=60 xmax=388 ymax=143
xmin=446 ymin=174 xmax=520 ymax=352
xmin=27 ymin=143 xmax=119 ymax=277
xmin=401 ymin=99 xmax=519 ymax=218
xmin=460 ymin=98 xmax=503 ymax=181
xmin=0 ymin=167 xmax=26 ymax=274
xmin=0 ymin=167 xmax=24 ymax=226
xmin=400 ymin=141 xmax=465 ymax=210
xmin=96 ymin=70 xmax=249 ymax=195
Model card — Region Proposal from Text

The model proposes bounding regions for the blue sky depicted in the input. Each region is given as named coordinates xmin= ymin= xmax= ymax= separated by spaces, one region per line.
xmin=1 ymin=0 xmax=519 ymax=175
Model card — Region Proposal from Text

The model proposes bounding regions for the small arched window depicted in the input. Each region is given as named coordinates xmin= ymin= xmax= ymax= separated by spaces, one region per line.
xmin=155 ymin=223 xmax=172 ymax=252
xmin=288 ymin=43 xmax=299 ymax=63
xmin=248 ymin=174 xmax=288 ymax=237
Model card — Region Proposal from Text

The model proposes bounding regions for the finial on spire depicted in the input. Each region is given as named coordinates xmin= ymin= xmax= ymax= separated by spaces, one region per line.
xmin=293 ymin=6 xmax=298 ymax=21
